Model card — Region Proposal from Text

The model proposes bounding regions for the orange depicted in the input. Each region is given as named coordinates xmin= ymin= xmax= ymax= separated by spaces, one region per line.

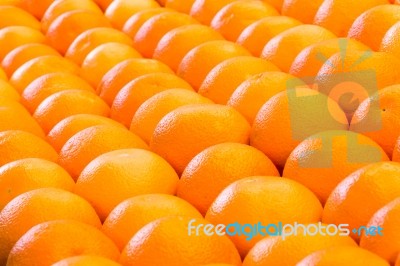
xmin=1 ymin=43 xmax=60 ymax=78
xmin=19 ymin=0 xmax=53 ymax=19
xmin=198 ymin=56 xmax=280 ymax=104
xmin=249 ymin=88 xmax=349 ymax=170
xmin=119 ymin=216 xmax=241 ymax=266
xmin=242 ymin=224 xmax=357 ymax=266
xmin=75 ymin=149 xmax=179 ymax=221
xmin=263 ymin=0 xmax=284 ymax=11
xmin=104 ymin=0 xmax=160 ymax=30
xmin=133 ymin=12 xmax=198 ymax=58
xmin=97 ymin=58 xmax=173 ymax=105
xmin=150 ymin=104 xmax=251 ymax=174
xmin=393 ymin=138 xmax=400 ymax=162
xmin=316 ymin=51 xmax=400 ymax=118
xmin=0 ymin=130 xmax=57 ymax=167
xmin=10 ymin=55 xmax=79 ymax=93
xmin=348 ymin=5 xmax=400 ymax=50
xmin=177 ymin=40 xmax=251 ymax=91
xmin=153 ymin=24 xmax=223 ymax=71
xmin=189 ymin=0 xmax=237 ymax=25
xmin=289 ymin=38 xmax=370 ymax=78
xmin=261 ymin=25 xmax=337 ymax=72
xmin=6 ymin=220 xmax=119 ymax=266
xmin=297 ymin=246 xmax=389 ymax=266
xmin=236 ymin=16 xmax=302 ymax=57
xmin=210 ymin=0 xmax=279 ymax=42
xmin=177 ymin=143 xmax=279 ymax=215
xmin=0 ymin=67 xmax=6 ymax=80
xmin=0 ymin=158 xmax=74 ymax=210
xmin=94 ymin=0 xmax=113 ymax=11
xmin=314 ymin=0 xmax=390 ymax=37
xmin=102 ymin=194 xmax=202 ymax=250
xmin=0 ymin=6 xmax=40 ymax=30
xmin=33 ymin=89 xmax=110 ymax=133
xmin=283 ymin=130 xmax=389 ymax=204
xmin=80 ymin=42 xmax=142 ymax=88
xmin=360 ymin=198 xmax=400 ymax=264
xmin=0 ymin=104 xmax=45 ymax=138
xmin=206 ymin=176 xmax=322 ymax=257
xmin=281 ymin=0 xmax=324 ymax=23
xmin=0 ymin=188 xmax=102 ymax=264
xmin=130 ymin=89 xmax=213 ymax=143
xmin=380 ymin=21 xmax=400 ymax=59
xmin=350 ymin=85 xmax=400 ymax=158
xmin=65 ymin=27 xmax=133 ymax=66
xmin=227 ymin=71 xmax=306 ymax=124
xmin=41 ymin=0 xmax=103 ymax=33
xmin=0 ymin=26 xmax=45 ymax=61
xmin=21 ymin=72 xmax=94 ymax=113
xmin=0 ymin=0 xmax=21 ymax=6
xmin=323 ymin=161 xmax=400 ymax=241
xmin=46 ymin=10 xmax=111 ymax=54
xmin=58 ymin=125 xmax=148 ymax=179
xmin=0 ymin=79 xmax=19 ymax=101
xmin=52 ymin=256 xmax=121 ymax=266
xmin=110 ymin=72 xmax=193 ymax=127
xmin=47 ymin=114 xmax=125 ymax=152
xmin=164 ymin=0 xmax=196 ymax=13
xmin=122 ymin=8 xmax=174 ymax=39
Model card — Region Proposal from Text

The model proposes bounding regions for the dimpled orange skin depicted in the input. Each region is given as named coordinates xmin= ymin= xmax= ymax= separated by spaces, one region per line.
xmin=0 ymin=158 xmax=74 ymax=210
xmin=47 ymin=114 xmax=126 ymax=153
xmin=250 ymin=88 xmax=348 ymax=170
xmin=380 ymin=21 xmax=400 ymax=59
xmin=283 ymin=130 xmax=390 ymax=204
xmin=289 ymin=38 xmax=370 ymax=78
xmin=236 ymin=16 xmax=302 ymax=57
xmin=210 ymin=0 xmax=279 ymax=42
xmin=97 ymin=58 xmax=174 ymax=105
xmin=261 ymin=25 xmax=337 ymax=72
xmin=0 ymin=130 xmax=58 ymax=167
xmin=75 ymin=149 xmax=179 ymax=221
xmin=177 ymin=143 xmax=279 ymax=215
xmin=80 ymin=42 xmax=142 ymax=88
xmin=21 ymin=72 xmax=95 ymax=114
xmin=150 ymin=104 xmax=251 ymax=175
xmin=133 ymin=12 xmax=198 ymax=58
xmin=0 ymin=26 xmax=46 ymax=61
xmin=0 ymin=188 xmax=102 ymax=264
xmin=227 ymin=71 xmax=307 ymax=124
xmin=189 ymin=0 xmax=237 ymax=25
xmin=350 ymin=85 xmax=400 ymax=158
xmin=33 ymin=89 xmax=110 ymax=134
xmin=206 ymin=176 xmax=322 ymax=257
xmin=40 ymin=0 xmax=103 ymax=33
xmin=348 ymin=5 xmax=400 ymax=51
xmin=65 ymin=27 xmax=134 ymax=66
xmin=104 ymin=0 xmax=160 ymax=30
xmin=111 ymin=72 xmax=194 ymax=128
xmin=198 ymin=56 xmax=280 ymax=104
xmin=297 ymin=246 xmax=390 ymax=266
xmin=322 ymin=162 xmax=400 ymax=242
xmin=281 ymin=0 xmax=324 ymax=23
xmin=119 ymin=216 xmax=242 ymax=266
xmin=242 ymin=225 xmax=357 ymax=266
xmin=46 ymin=10 xmax=112 ymax=55
xmin=6 ymin=220 xmax=120 ymax=266
xmin=360 ymin=198 xmax=400 ymax=264
xmin=58 ymin=125 xmax=149 ymax=180
xmin=52 ymin=256 xmax=122 ymax=266
xmin=130 ymin=89 xmax=213 ymax=144
xmin=102 ymin=194 xmax=203 ymax=250
xmin=1 ymin=43 xmax=60 ymax=78
xmin=314 ymin=0 xmax=390 ymax=37
xmin=153 ymin=24 xmax=224 ymax=72
xmin=177 ymin=40 xmax=251 ymax=91
xmin=10 ymin=55 xmax=79 ymax=93
xmin=0 ymin=6 xmax=40 ymax=30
